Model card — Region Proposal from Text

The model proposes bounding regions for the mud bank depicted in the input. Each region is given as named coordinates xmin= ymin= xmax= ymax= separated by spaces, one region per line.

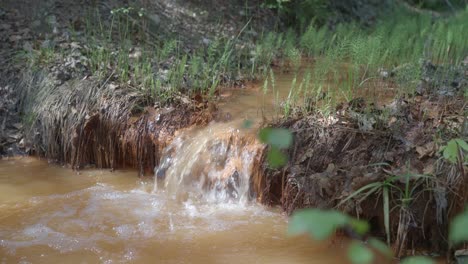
xmin=0 ymin=0 xmax=274 ymax=158
xmin=17 ymin=70 xmax=216 ymax=175
xmin=257 ymin=88 xmax=467 ymax=255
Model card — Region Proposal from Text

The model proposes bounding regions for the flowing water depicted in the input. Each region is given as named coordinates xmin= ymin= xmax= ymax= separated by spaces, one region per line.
xmin=153 ymin=73 xmax=301 ymax=204
xmin=0 ymin=73 xmax=355 ymax=263
xmin=0 ymin=158 xmax=348 ymax=263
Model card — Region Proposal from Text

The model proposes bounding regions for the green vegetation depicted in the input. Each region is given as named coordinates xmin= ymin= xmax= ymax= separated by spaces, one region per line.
xmin=288 ymin=207 xmax=468 ymax=264
xmin=24 ymin=6 xmax=267 ymax=106
xmin=450 ymin=209 xmax=468 ymax=244
xmin=260 ymin=107 xmax=467 ymax=262
xmin=257 ymin=4 xmax=467 ymax=117
xmin=441 ymin=138 xmax=468 ymax=164
xmin=259 ymin=127 xmax=293 ymax=168
xmin=22 ymin=2 xmax=467 ymax=116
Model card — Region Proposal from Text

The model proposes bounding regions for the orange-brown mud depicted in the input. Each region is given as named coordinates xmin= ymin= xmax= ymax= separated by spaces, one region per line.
xmin=72 ymin=100 xmax=216 ymax=175
xmin=19 ymin=71 xmax=217 ymax=175
xmin=256 ymin=92 xmax=467 ymax=257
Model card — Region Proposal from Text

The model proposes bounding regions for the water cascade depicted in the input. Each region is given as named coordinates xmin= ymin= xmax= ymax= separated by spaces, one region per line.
xmin=154 ymin=121 xmax=264 ymax=204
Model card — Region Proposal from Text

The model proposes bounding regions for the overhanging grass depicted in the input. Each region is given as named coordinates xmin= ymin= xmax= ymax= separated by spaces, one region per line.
xmin=255 ymin=4 xmax=467 ymax=117
xmin=23 ymin=3 xmax=467 ymax=115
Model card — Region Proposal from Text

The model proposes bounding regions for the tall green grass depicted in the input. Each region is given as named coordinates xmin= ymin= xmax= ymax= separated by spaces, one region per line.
xmin=273 ymin=4 xmax=468 ymax=118
xmin=24 ymin=5 xmax=268 ymax=105
xmin=24 ymin=3 xmax=467 ymax=111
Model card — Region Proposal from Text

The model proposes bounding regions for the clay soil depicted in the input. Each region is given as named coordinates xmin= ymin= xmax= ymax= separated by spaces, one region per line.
xmin=254 ymin=92 xmax=467 ymax=256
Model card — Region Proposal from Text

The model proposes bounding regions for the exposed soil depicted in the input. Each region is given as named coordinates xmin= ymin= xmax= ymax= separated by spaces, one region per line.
xmin=0 ymin=0 xmax=218 ymax=170
xmin=0 ymin=0 xmax=274 ymax=168
xmin=16 ymin=70 xmax=217 ymax=175
xmin=256 ymin=74 xmax=467 ymax=255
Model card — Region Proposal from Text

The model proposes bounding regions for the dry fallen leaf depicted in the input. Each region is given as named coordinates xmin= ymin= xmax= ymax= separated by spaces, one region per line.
xmin=416 ymin=142 xmax=435 ymax=158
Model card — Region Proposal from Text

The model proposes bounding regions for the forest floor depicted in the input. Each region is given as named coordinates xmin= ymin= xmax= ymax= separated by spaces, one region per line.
xmin=0 ymin=0 xmax=274 ymax=159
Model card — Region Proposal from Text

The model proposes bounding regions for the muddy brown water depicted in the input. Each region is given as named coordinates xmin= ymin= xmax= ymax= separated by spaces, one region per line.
xmin=0 ymin=157 xmax=349 ymax=263
xmin=0 ymin=71 xmax=395 ymax=263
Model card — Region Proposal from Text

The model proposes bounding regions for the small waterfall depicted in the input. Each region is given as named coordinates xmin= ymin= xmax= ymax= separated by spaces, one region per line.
xmin=153 ymin=121 xmax=263 ymax=204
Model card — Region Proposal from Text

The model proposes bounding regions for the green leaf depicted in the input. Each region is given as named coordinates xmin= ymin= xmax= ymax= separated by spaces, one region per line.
xmin=259 ymin=127 xmax=272 ymax=142
xmin=347 ymin=241 xmax=374 ymax=264
xmin=400 ymin=256 xmax=434 ymax=264
xmin=337 ymin=182 xmax=383 ymax=207
xmin=349 ymin=218 xmax=370 ymax=236
xmin=259 ymin=128 xmax=293 ymax=149
xmin=455 ymin=138 xmax=468 ymax=151
xmin=368 ymin=238 xmax=393 ymax=258
xmin=443 ymin=140 xmax=458 ymax=163
xmin=288 ymin=209 xmax=349 ymax=240
xmin=449 ymin=210 xmax=468 ymax=244
xmin=266 ymin=147 xmax=288 ymax=168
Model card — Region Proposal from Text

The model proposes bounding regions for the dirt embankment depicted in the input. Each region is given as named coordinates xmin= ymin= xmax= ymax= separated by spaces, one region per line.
xmin=18 ymin=70 xmax=216 ymax=175
xmin=0 ymin=0 xmax=272 ymax=170
xmin=0 ymin=1 xmax=212 ymax=172
xmin=255 ymin=62 xmax=467 ymax=256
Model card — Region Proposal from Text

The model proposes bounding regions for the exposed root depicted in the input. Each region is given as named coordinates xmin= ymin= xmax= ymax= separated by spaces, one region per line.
xmin=394 ymin=207 xmax=412 ymax=257
xmin=18 ymin=70 xmax=215 ymax=174
xmin=259 ymin=92 xmax=467 ymax=255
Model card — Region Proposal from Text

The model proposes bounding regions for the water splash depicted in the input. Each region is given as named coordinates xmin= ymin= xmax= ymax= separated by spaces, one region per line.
xmin=153 ymin=121 xmax=263 ymax=204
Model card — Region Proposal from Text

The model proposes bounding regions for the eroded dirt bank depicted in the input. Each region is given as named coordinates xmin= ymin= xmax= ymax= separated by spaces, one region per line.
xmin=18 ymin=70 xmax=216 ymax=174
xmin=0 ymin=0 xmax=272 ymax=169
xmin=256 ymin=63 xmax=468 ymax=256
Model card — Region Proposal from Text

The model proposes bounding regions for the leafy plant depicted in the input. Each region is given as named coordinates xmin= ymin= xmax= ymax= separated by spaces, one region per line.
xmin=289 ymin=207 xmax=468 ymax=263
xmin=336 ymin=166 xmax=437 ymax=255
xmin=348 ymin=241 xmax=374 ymax=264
xmin=440 ymin=138 xmax=468 ymax=164
xmin=289 ymin=209 xmax=387 ymax=264
xmin=259 ymin=127 xmax=293 ymax=168
xmin=289 ymin=209 xmax=369 ymax=240
xmin=337 ymin=172 xmax=396 ymax=245
xmin=449 ymin=208 xmax=468 ymax=244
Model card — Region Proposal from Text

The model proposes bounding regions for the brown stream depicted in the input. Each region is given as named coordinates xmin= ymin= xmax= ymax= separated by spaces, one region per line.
xmin=0 ymin=158 xmax=350 ymax=263
xmin=0 ymin=72 xmax=353 ymax=263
